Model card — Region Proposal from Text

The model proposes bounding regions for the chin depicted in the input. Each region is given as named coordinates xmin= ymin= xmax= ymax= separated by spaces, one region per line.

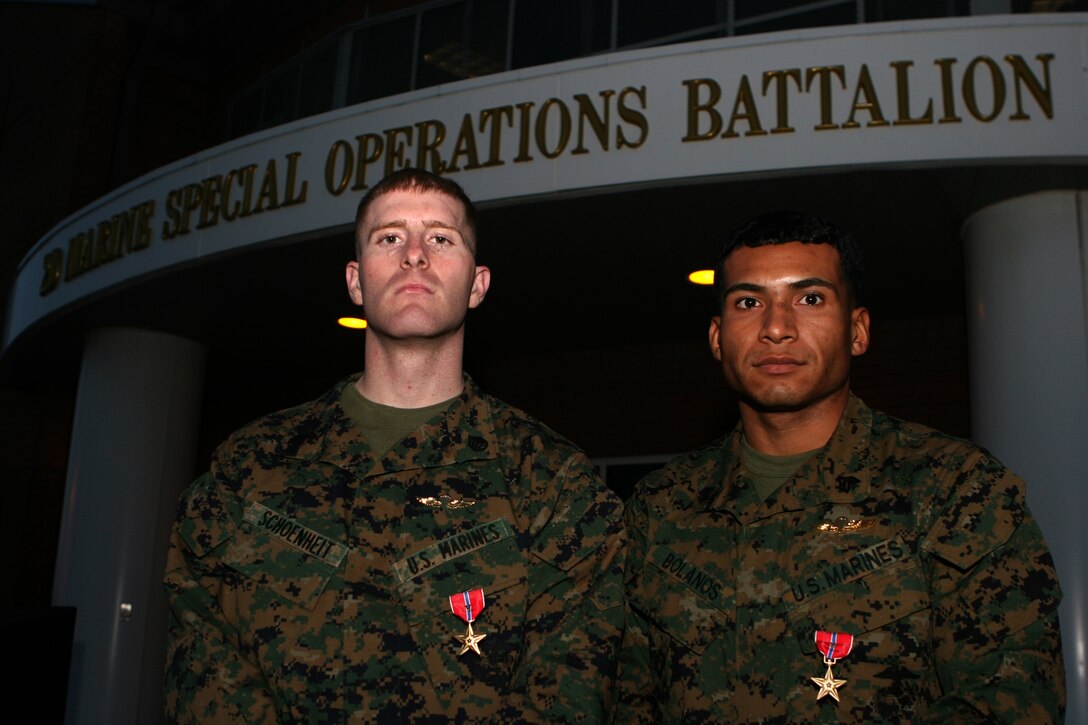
xmin=742 ymin=396 xmax=812 ymax=413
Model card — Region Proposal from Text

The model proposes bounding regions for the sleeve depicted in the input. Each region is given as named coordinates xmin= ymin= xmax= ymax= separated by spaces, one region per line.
xmin=495 ymin=452 xmax=627 ymax=723
xmin=611 ymin=484 xmax=659 ymax=725
xmin=163 ymin=469 xmax=280 ymax=724
xmin=920 ymin=448 xmax=1065 ymax=723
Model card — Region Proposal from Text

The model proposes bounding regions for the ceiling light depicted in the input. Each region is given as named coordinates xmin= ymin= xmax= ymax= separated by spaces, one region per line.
xmin=688 ymin=270 xmax=715 ymax=285
xmin=338 ymin=317 xmax=367 ymax=329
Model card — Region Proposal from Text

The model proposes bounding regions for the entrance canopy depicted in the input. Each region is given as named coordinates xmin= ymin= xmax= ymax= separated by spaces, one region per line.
xmin=7 ymin=15 xmax=1087 ymax=350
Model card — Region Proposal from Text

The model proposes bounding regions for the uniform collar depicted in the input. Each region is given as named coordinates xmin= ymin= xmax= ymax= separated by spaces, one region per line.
xmin=711 ymin=394 xmax=874 ymax=523
xmin=270 ymin=373 xmax=501 ymax=479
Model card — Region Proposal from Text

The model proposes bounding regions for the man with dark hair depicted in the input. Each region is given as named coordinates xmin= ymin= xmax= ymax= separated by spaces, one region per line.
xmin=164 ymin=168 xmax=625 ymax=722
xmin=617 ymin=211 xmax=1064 ymax=722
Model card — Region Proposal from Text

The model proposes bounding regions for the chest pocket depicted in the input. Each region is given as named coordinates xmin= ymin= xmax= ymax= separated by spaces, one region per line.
xmin=629 ymin=546 xmax=729 ymax=655
xmin=786 ymin=557 xmax=940 ymax=719
xmin=396 ymin=521 xmax=527 ymax=708
xmin=786 ymin=558 xmax=931 ymax=654
xmin=222 ymin=506 xmax=346 ymax=611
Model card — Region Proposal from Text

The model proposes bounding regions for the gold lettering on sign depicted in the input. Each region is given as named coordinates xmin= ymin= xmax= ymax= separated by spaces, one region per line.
xmin=535 ymin=97 xmax=572 ymax=159
xmin=681 ymin=52 xmax=1055 ymax=142
xmin=478 ymin=105 xmax=513 ymax=167
xmin=415 ymin=119 xmax=447 ymax=172
xmin=162 ymin=155 xmax=305 ymax=240
xmin=53 ymin=199 xmax=155 ymax=290
xmin=722 ymin=75 xmax=766 ymax=138
xmin=963 ymin=56 xmax=1006 ymax=122
xmin=763 ymin=68 xmax=802 ymax=134
xmin=805 ymin=65 xmax=847 ymax=130
xmin=325 ymin=139 xmax=353 ymax=195
xmin=324 ymin=85 xmax=648 ymax=189
xmin=842 ymin=64 xmax=889 ymax=129
xmin=1006 ymin=53 xmax=1054 ymax=120
xmin=890 ymin=60 xmax=934 ymax=125
xmin=683 ymin=78 xmax=722 ymax=140
xmin=39 ymin=249 xmax=63 ymax=295
xmin=448 ymin=113 xmax=481 ymax=171
xmin=934 ymin=58 xmax=962 ymax=123
xmin=617 ymin=86 xmax=649 ymax=148
xmin=572 ymin=90 xmax=615 ymax=154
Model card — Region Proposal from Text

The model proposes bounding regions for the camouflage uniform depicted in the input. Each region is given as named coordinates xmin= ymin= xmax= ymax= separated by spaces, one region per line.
xmin=618 ymin=395 xmax=1063 ymax=723
xmin=164 ymin=376 xmax=625 ymax=723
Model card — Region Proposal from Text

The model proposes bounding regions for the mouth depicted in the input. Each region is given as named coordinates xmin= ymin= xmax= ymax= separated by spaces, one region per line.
xmin=754 ymin=356 xmax=805 ymax=374
xmin=395 ymin=283 xmax=433 ymax=294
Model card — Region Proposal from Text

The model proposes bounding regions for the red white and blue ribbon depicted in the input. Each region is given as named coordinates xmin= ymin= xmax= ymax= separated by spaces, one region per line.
xmin=811 ymin=630 xmax=853 ymax=702
xmin=450 ymin=589 xmax=485 ymax=623
xmin=449 ymin=589 xmax=487 ymax=656
xmin=814 ymin=630 xmax=854 ymax=663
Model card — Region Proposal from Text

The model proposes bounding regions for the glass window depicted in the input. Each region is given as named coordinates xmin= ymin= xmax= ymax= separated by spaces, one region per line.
xmin=347 ymin=16 xmax=415 ymax=104
xmin=735 ymin=0 xmax=839 ymax=21
xmin=864 ymin=0 xmax=966 ymax=21
xmin=298 ymin=41 xmax=339 ymax=118
xmin=262 ymin=64 xmax=299 ymax=129
xmin=512 ymin=0 xmax=611 ymax=68
xmin=417 ymin=0 xmax=509 ymax=90
xmin=228 ymin=87 xmax=263 ymax=140
xmin=736 ymin=3 xmax=857 ymax=35
xmin=617 ymin=0 xmax=722 ymax=46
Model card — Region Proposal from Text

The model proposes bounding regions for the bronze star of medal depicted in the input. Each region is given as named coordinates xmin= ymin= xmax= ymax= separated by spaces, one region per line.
xmin=455 ymin=621 xmax=487 ymax=656
xmin=810 ymin=664 xmax=847 ymax=701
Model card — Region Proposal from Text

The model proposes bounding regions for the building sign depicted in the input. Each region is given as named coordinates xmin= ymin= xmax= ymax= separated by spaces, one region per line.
xmin=7 ymin=16 xmax=1088 ymax=348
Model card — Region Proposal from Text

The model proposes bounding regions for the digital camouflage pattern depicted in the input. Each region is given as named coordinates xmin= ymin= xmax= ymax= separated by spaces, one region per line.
xmin=617 ymin=395 xmax=1064 ymax=723
xmin=164 ymin=376 xmax=625 ymax=723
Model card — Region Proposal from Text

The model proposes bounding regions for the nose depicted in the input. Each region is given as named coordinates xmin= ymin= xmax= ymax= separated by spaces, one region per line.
xmin=401 ymin=233 xmax=429 ymax=269
xmin=760 ymin=301 xmax=796 ymax=343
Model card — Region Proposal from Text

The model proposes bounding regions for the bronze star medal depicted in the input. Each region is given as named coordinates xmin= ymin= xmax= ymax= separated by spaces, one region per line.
xmin=455 ymin=621 xmax=487 ymax=656
xmin=449 ymin=589 xmax=487 ymax=656
xmin=810 ymin=630 xmax=853 ymax=702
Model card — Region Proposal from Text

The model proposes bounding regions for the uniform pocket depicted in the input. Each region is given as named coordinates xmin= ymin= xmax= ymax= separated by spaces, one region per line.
xmin=395 ymin=523 xmax=528 ymax=708
xmin=222 ymin=505 xmax=345 ymax=611
xmin=786 ymin=558 xmax=941 ymax=720
xmin=628 ymin=551 xmax=728 ymax=655
xmin=787 ymin=558 xmax=931 ymax=654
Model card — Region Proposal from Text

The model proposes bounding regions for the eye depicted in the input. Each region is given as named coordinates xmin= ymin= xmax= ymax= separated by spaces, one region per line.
xmin=433 ymin=234 xmax=452 ymax=246
xmin=734 ymin=296 xmax=761 ymax=310
xmin=376 ymin=233 xmax=399 ymax=246
xmin=800 ymin=292 xmax=823 ymax=305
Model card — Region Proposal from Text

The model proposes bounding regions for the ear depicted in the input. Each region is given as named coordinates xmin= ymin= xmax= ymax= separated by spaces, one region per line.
xmin=345 ymin=261 xmax=363 ymax=306
xmin=708 ymin=315 xmax=723 ymax=361
xmin=468 ymin=265 xmax=491 ymax=309
xmin=850 ymin=306 xmax=870 ymax=357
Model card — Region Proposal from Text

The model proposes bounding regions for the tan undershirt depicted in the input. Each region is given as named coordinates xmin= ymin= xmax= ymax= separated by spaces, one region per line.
xmin=340 ymin=383 xmax=457 ymax=456
xmin=741 ymin=436 xmax=822 ymax=502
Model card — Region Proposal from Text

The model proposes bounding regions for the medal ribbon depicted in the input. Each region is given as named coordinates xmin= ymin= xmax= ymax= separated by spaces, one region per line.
xmin=449 ymin=589 xmax=486 ymax=624
xmin=814 ymin=630 xmax=854 ymax=663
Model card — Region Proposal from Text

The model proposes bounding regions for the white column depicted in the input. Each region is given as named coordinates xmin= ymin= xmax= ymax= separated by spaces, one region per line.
xmin=52 ymin=327 xmax=206 ymax=725
xmin=963 ymin=190 xmax=1088 ymax=723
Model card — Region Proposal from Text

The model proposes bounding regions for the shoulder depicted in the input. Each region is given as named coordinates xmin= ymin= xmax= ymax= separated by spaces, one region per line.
xmin=476 ymin=389 xmax=603 ymax=488
xmin=475 ymin=386 xmax=621 ymax=499
xmin=480 ymin=391 xmax=584 ymax=456
xmin=864 ymin=405 xmax=1022 ymax=496
xmin=867 ymin=406 xmax=989 ymax=461
xmin=216 ymin=379 xmax=346 ymax=463
xmin=628 ymin=437 xmax=731 ymax=517
xmin=863 ymin=405 xmax=1032 ymax=569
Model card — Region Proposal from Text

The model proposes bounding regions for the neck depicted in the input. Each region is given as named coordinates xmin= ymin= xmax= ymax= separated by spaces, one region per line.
xmin=355 ymin=329 xmax=466 ymax=408
xmin=739 ymin=388 xmax=850 ymax=456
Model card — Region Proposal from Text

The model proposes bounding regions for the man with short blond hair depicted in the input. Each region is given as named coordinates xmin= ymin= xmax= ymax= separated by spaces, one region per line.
xmin=165 ymin=168 xmax=625 ymax=723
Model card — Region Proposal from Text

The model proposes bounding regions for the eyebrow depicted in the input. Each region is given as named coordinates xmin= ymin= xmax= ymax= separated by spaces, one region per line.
xmin=367 ymin=219 xmax=461 ymax=238
xmin=722 ymin=277 xmax=838 ymax=296
xmin=789 ymin=277 xmax=837 ymax=291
